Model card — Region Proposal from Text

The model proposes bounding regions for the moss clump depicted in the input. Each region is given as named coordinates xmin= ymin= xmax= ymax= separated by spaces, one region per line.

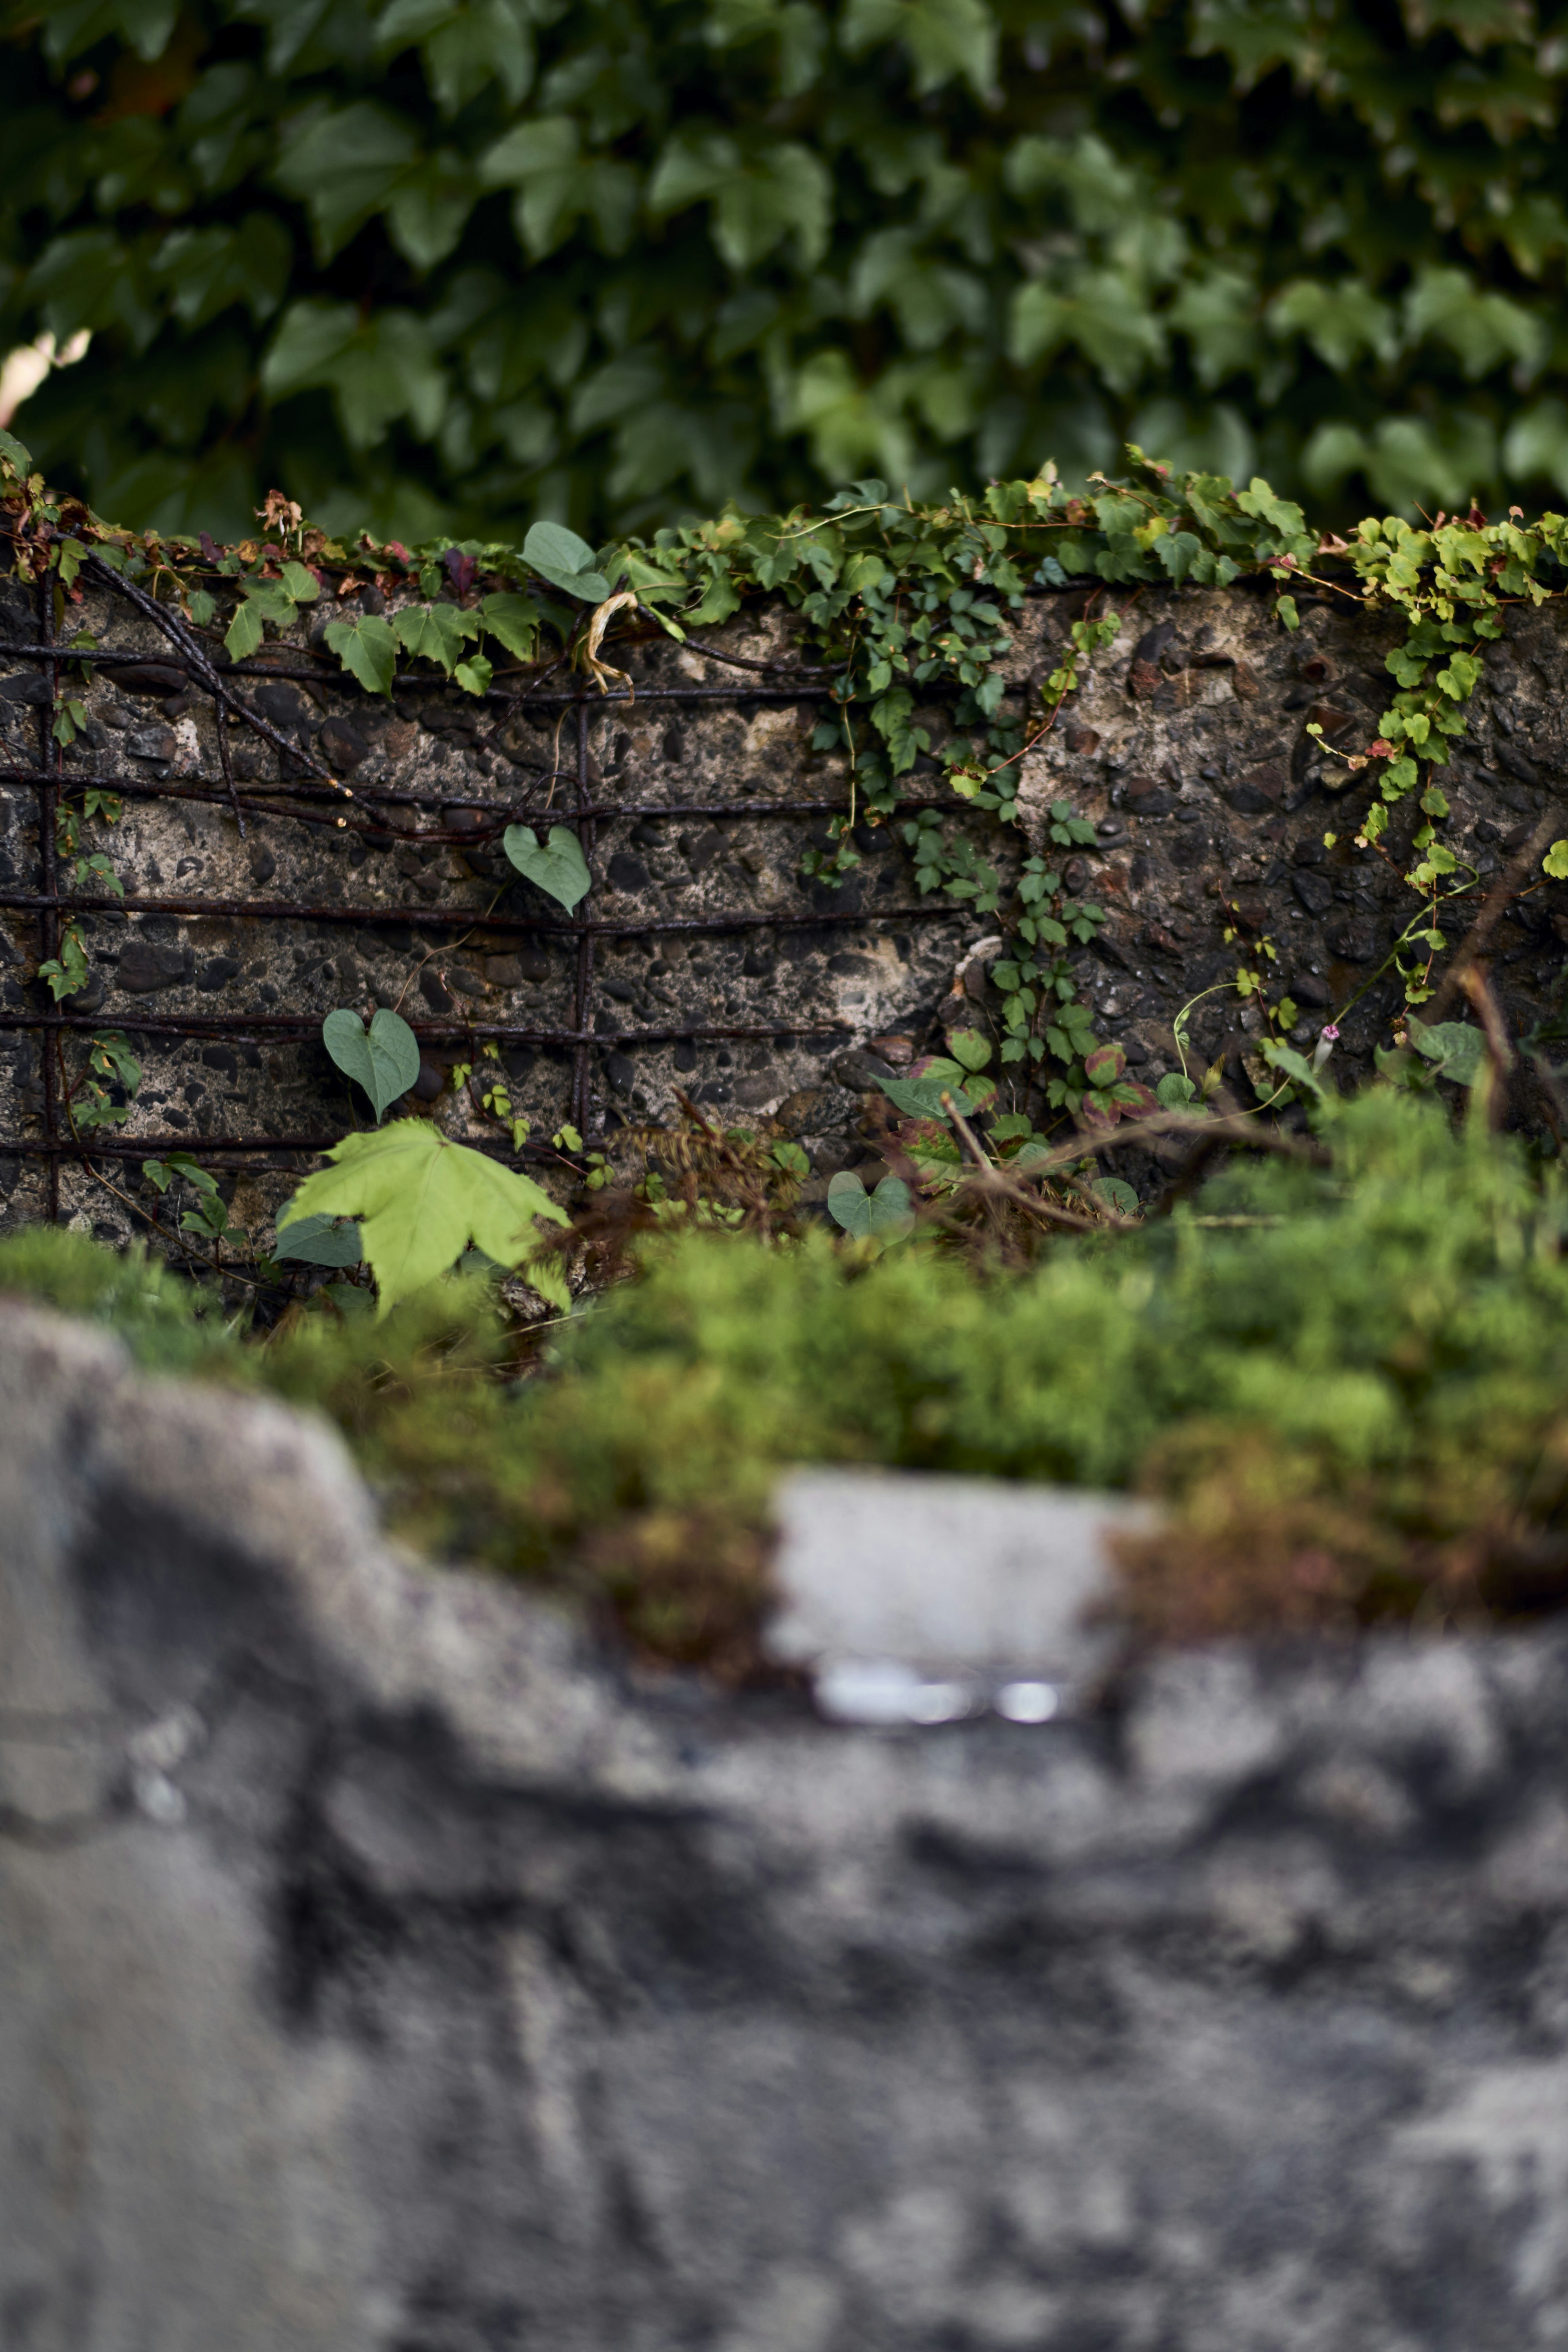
xmin=8 ymin=1090 xmax=1568 ymax=1666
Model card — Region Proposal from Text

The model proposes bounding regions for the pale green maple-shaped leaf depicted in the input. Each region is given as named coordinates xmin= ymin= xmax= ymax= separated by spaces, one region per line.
xmin=479 ymin=590 xmax=542 ymax=657
xmin=392 ymin=601 xmax=481 ymax=672
xmin=280 ymin=1122 xmax=569 ymax=1315
xmin=504 ymin=822 xmax=591 ymax=911
xmin=325 ymin=612 xmax=397 ymax=694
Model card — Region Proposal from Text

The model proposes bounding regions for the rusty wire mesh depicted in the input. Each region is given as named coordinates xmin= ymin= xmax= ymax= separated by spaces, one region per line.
xmin=0 ymin=541 xmax=980 ymax=1219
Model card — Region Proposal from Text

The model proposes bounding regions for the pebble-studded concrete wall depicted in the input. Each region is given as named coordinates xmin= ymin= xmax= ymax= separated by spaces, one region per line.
xmin=1010 ymin=581 xmax=1568 ymax=1110
xmin=0 ymin=563 xmax=1562 ymax=1252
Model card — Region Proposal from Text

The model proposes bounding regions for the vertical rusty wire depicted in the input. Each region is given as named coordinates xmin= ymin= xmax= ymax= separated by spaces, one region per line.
xmin=36 ymin=562 xmax=60 ymax=1221
xmin=570 ymin=697 xmax=595 ymax=1134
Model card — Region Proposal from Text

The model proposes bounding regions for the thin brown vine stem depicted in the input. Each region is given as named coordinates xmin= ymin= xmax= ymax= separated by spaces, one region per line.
xmin=1421 ymin=803 xmax=1565 ymax=1025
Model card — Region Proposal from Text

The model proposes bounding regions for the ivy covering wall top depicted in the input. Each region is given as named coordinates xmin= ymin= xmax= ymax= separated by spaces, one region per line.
xmin=5 ymin=0 xmax=1568 ymax=544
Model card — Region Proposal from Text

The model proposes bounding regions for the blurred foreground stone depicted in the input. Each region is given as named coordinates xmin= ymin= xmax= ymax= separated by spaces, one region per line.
xmin=4 ymin=1297 xmax=1568 ymax=2350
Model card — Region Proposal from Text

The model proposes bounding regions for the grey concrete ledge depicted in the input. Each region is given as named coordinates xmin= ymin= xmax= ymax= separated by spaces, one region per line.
xmin=4 ymin=1298 xmax=1568 ymax=2351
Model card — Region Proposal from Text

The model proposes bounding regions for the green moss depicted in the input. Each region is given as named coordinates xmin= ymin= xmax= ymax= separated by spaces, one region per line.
xmin=7 ymin=1091 xmax=1568 ymax=1661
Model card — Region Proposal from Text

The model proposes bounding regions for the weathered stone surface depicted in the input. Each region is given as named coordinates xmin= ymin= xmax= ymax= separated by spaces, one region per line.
xmin=7 ymin=1294 xmax=1568 ymax=2349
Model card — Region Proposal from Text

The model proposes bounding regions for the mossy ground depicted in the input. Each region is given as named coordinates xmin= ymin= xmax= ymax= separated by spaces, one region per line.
xmin=9 ymin=1088 xmax=1568 ymax=1672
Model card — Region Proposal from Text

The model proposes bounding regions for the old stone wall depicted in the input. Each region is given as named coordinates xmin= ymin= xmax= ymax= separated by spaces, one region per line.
xmin=7 ymin=1296 xmax=1568 ymax=2352
xmin=0 ymin=561 xmax=1563 ymax=1247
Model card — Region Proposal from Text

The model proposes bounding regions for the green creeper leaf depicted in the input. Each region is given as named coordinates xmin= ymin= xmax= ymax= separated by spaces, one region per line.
xmin=271 ymin=1211 xmax=363 ymax=1267
xmin=224 ymin=599 xmax=266 ymax=660
xmin=274 ymin=101 xmax=421 ymax=262
xmin=388 ymin=150 xmax=479 ymax=270
xmin=945 ymin=1028 xmax=992 ymax=1071
xmin=1155 ymin=1072 xmax=1203 ymax=1112
xmin=479 ymin=591 xmax=542 ymax=658
xmin=278 ymin=1121 xmax=569 ymax=1316
xmin=825 ymin=1169 xmax=916 ymax=1241
xmin=504 ymin=823 xmax=591 ymax=911
xmin=325 ymin=612 xmax=397 ymax=695
xmin=1089 ymin=1176 xmax=1139 ymax=1216
xmin=392 ymin=601 xmax=480 ymax=673
xmin=1408 ymin=1019 xmax=1487 ymax=1085
xmin=321 ymin=1006 xmax=421 ymax=1123
xmin=1259 ymin=1040 xmax=1323 ymax=1095
xmin=154 ymin=215 xmax=292 ymax=329
xmin=876 ymin=1072 xmax=976 ymax=1120
xmin=262 ymin=301 xmax=447 ymax=449
xmin=522 ymin=520 xmax=611 ymax=602
xmin=840 ymin=0 xmax=997 ymax=95
xmin=454 ymin=655 xmax=493 ymax=695
xmin=1544 ymin=842 xmax=1568 ymax=880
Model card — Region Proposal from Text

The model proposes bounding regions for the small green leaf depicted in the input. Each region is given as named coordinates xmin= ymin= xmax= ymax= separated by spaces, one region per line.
xmin=392 ymin=601 xmax=480 ymax=674
xmin=271 ymin=1211 xmax=363 ymax=1267
xmin=325 ymin=612 xmax=397 ymax=695
xmin=225 ymin=599 xmax=266 ymax=660
xmin=1089 ymin=1176 xmax=1140 ymax=1215
xmin=945 ymin=1028 xmax=992 ymax=1072
xmin=523 ymin=519 xmax=611 ymax=603
xmin=1544 ymin=840 xmax=1568 ymax=881
xmin=479 ymin=590 xmax=541 ymax=658
xmin=504 ymin=822 xmax=591 ymax=912
xmin=876 ymin=1073 xmax=975 ymax=1120
xmin=278 ymin=1119 xmax=569 ymax=1316
xmin=1155 ymin=1071 xmax=1202 ymax=1111
xmin=322 ymin=1006 xmax=421 ymax=1123
xmin=1407 ymin=1018 xmax=1486 ymax=1085
xmin=826 ymin=1169 xmax=915 ymax=1241
xmin=454 ymin=654 xmax=493 ymax=695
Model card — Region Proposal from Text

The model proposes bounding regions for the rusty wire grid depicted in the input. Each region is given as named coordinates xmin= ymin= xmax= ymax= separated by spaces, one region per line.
xmin=0 ymin=544 xmax=985 ymax=1215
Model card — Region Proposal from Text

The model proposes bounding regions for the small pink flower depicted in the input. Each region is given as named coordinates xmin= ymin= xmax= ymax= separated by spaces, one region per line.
xmin=1312 ymin=1022 xmax=1340 ymax=1072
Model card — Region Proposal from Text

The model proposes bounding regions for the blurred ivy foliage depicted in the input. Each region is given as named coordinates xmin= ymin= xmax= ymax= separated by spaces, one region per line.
xmin=5 ymin=0 xmax=1568 ymax=542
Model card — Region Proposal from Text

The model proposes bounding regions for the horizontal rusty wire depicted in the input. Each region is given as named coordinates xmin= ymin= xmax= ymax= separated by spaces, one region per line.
xmin=0 ymin=887 xmax=965 ymax=939
xmin=0 ymin=1012 xmax=853 ymax=1044
xmin=3 ymin=764 xmax=979 ymax=835
xmin=0 ymin=557 xmax=989 ymax=1180
xmin=0 ymin=635 xmax=853 ymax=710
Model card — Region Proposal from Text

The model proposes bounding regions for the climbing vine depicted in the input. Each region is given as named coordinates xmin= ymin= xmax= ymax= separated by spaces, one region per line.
xmin=6 ymin=418 xmax=1568 ymax=1285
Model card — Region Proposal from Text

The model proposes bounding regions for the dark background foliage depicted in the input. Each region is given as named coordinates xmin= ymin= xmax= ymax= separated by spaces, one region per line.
xmin=4 ymin=0 xmax=1568 ymax=542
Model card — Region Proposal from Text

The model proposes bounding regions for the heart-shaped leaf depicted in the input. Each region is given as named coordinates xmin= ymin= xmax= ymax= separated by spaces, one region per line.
xmin=523 ymin=520 xmax=611 ymax=604
xmin=826 ymin=1169 xmax=915 ymax=1241
xmin=504 ymin=822 xmax=591 ymax=912
xmin=270 ymin=1211 xmax=363 ymax=1267
xmin=322 ymin=1006 xmax=421 ymax=1123
xmin=278 ymin=1119 xmax=569 ymax=1317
